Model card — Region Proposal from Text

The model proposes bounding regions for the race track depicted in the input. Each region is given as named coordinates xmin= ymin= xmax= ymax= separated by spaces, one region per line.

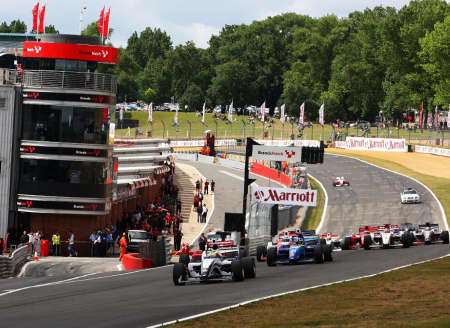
xmin=307 ymin=154 xmax=446 ymax=236
xmin=0 ymin=155 xmax=448 ymax=328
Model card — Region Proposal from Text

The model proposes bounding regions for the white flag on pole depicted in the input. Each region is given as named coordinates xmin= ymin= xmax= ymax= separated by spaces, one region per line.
xmin=299 ymin=102 xmax=305 ymax=125
xmin=174 ymin=104 xmax=179 ymax=125
xmin=260 ymin=101 xmax=266 ymax=122
xmin=201 ymin=102 xmax=206 ymax=123
xmin=319 ymin=103 xmax=324 ymax=126
xmin=280 ymin=104 xmax=286 ymax=124
xmin=147 ymin=102 xmax=153 ymax=123
xmin=228 ymin=101 xmax=233 ymax=122
xmin=447 ymin=105 xmax=450 ymax=128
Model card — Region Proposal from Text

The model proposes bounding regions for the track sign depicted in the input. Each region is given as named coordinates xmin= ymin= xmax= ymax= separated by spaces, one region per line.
xmin=252 ymin=145 xmax=302 ymax=163
xmin=253 ymin=186 xmax=317 ymax=207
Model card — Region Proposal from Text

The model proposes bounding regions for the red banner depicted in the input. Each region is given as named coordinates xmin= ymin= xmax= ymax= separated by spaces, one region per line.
xmin=32 ymin=2 xmax=39 ymax=32
xmin=38 ymin=5 xmax=46 ymax=34
xmin=22 ymin=41 xmax=119 ymax=64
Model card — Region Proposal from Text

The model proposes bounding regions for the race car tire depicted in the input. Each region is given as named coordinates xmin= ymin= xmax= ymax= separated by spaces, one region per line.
xmin=239 ymin=247 xmax=248 ymax=259
xmin=231 ymin=260 xmax=244 ymax=282
xmin=267 ymin=247 xmax=277 ymax=267
xmin=173 ymin=263 xmax=187 ymax=286
xmin=332 ymin=182 xmax=337 ymax=187
xmin=256 ymin=246 xmax=267 ymax=262
xmin=320 ymin=239 xmax=327 ymax=245
xmin=242 ymin=257 xmax=256 ymax=279
xmin=179 ymin=254 xmax=190 ymax=266
xmin=314 ymin=245 xmax=324 ymax=264
xmin=342 ymin=236 xmax=352 ymax=250
xmin=363 ymin=235 xmax=372 ymax=250
xmin=401 ymin=234 xmax=411 ymax=248
xmin=324 ymin=245 xmax=333 ymax=262
xmin=441 ymin=231 xmax=449 ymax=244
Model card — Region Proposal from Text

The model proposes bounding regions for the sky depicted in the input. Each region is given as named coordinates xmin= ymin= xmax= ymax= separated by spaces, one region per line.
xmin=1 ymin=0 xmax=412 ymax=48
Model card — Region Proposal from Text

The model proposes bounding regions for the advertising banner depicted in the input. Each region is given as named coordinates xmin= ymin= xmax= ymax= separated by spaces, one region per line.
xmin=252 ymin=145 xmax=303 ymax=163
xmin=253 ymin=186 xmax=317 ymax=207
xmin=415 ymin=145 xmax=450 ymax=158
xmin=255 ymin=139 xmax=320 ymax=147
xmin=22 ymin=41 xmax=119 ymax=64
xmin=345 ymin=137 xmax=407 ymax=152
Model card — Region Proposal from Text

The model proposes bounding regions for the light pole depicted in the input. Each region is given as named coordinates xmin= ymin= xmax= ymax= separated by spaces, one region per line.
xmin=214 ymin=120 xmax=218 ymax=138
xmin=290 ymin=120 xmax=294 ymax=140
xmin=187 ymin=120 xmax=192 ymax=139
xmin=241 ymin=120 xmax=246 ymax=140
xmin=161 ymin=120 xmax=166 ymax=139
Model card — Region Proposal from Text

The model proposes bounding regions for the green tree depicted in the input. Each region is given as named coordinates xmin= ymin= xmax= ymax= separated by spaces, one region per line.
xmin=179 ymin=83 xmax=204 ymax=111
xmin=44 ymin=25 xmax=59 ymax=34
xmin=0 ymin=20 xmax=27 ymax=33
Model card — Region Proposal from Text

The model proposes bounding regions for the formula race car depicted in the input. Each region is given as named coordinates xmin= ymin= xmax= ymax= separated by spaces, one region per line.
xmin=360 ymin=224 xmax=414 ymax=250
xmin=266 ymin=230 xmax=333 ymax=266
xmin=341 ymin=234 xmax=361 ymax=250
xmin=400 ymin=188 xmax=421 ymax=204
xmin=319 ymin=233 xmax=342 ymax=251
xmin=413 ymin=223 xmax=449 ymax=245
xmin=173 ymin=246 xmax=255 ymax=285
xmin=333 ymin=177 xmax=350 ymax=187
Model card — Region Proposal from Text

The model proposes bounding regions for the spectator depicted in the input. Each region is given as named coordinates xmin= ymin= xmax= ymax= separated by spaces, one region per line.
xmin=196 ymin=205 xmax=203 ymax=223
xmin=198 ymin=191 xmax=204 ymax=206
xmin=193 ymin=193 xmax=199 ymax=209
xmin=211 ymin=180 xmax=215 ymax=193
xmin=195 ymin=179 xmax=201 ymax=192
xmin=204 ymin=180 xmax=209 ymax=194
xmin=93 ymin=231 xmax=102 ymax=257
xmin=20 ymin=230 xmax=28 ymax=245
xmin=68 ymin=231 xmax=77 ymax=257
xmin=176 ymin=200 xmax=182 ymax=216
xmin=89 ymin=231 xmax=97 ymax=256
xmin=198 ymin=233 xmax=207 ymax=251
xmin=34 ymin=231 xmax=41 ymax=256
xmin=202 ymin=204 xmax=208 ymax=223
xmin=52 ymin=232 xmax=61 ymax=256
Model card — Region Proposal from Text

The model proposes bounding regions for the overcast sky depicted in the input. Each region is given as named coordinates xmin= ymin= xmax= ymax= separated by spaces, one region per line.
xmin=2 ymin=0 xmax=412 ymax=48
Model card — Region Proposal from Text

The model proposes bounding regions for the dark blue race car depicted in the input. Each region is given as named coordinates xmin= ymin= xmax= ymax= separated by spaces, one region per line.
xmin=266 ymin=234 xmax=333 ymax=266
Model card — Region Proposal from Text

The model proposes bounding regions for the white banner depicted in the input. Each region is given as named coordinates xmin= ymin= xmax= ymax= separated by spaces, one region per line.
xmin=255 ymin=139 xmax=320 ymax=147
xmin=335 ymin=141 xmax=347 ymax=149
xmin=415 ymin=145 xmax=450 ymax=158
xmin=319 ymin=103 xmax=324 ymax=125
xmin=147 ymin=103 xmax=153 ymax=123
xmin=345 ymin=137 xmax=407 ymax=152
xmin=280 ymin=104 xmax=286 ymax=124
xmin=228 ymin=101 xmax=233 ymax=122
xmin=252 ymin=145 xmax=302 ymax=163
xmin=168 ymin=139 xmax=237 ymax=148
xmin=202 ymin=102 xmax=206 ymax=124
xmin=253 ymin=186 xmax=317 ymax=207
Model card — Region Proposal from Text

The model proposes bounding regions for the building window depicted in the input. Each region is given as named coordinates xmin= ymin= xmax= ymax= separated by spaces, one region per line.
xmin=22 ymin=104 xmax=109 ymax=144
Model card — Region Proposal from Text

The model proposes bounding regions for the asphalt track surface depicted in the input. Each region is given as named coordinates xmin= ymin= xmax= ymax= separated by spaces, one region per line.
xmin=307 ymin=154 xmax=445 ymax=235
xmin=0 ymin=156 xmax=448 ymax=327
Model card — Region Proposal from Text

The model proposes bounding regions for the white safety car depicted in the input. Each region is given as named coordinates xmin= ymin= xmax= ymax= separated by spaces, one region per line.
xmin=173 ymin=246 xmax=255 ymax=285
xmin=400 ymin=188 xmax=421 ymax=204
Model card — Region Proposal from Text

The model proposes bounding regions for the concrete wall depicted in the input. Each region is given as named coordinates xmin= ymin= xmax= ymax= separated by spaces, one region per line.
xmin=0 ymin=86 xmax=18 ymax=238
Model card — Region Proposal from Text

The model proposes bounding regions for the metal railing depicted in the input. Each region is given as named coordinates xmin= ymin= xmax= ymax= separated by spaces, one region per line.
xmin=1 ymin=69 xmax=117 ymax=94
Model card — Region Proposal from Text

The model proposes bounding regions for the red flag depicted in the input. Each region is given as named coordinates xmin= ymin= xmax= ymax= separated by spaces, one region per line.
xmin=418 ymin=102 xmax=424 ymax=129
xmin=103 ymin=8 xmax=111 ymax=39
xmin=32 ymin=2 xmax=39 ymax=33
xmin=97 ymin=7 xmax=105 ymax=38
xmin=38 ymin=4 xmax=45 ymax=33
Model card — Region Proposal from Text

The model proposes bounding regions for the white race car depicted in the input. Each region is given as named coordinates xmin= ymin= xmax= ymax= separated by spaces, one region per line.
xmin=361 ymin=224 xmax=413 ymax=250
xmin=333 ymin=177 xmax=350 ymax=187
xmin=413 ymin=223 xmax=449 ymax=245
xmin=400 ymin=188 xmax=421 ymax=204
xmin=173 ymin=246 xmax=255 ymax=285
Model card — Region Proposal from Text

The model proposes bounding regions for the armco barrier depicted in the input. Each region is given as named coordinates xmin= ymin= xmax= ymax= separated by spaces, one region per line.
xmin=121 ymin=253 xmax=153 ymax=271
xmin=250 ymin=162 xmax=292 ymax=186
xmin=415 ymin=145 xmax=450 ymax=158
xmin=216 ymin=157 xmax=245 ymax=170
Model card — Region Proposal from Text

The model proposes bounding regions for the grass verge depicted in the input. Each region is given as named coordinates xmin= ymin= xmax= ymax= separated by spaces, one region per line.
xmin=175 ymin=256 xmax=450 ymax=328
xmin=326 ymin=149 xmax=450 ymax=225
xmin=301 ymin=175 xmax=325 ymax=231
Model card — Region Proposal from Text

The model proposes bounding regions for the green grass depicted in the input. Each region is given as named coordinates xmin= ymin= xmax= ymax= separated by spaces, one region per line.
xmin=115 ymin=111 xmax=450 ymax=146
xmin=176 ymin=256 xmax=450 ymax=327
xmin=301 ymin=175 xmax=325 ymax=230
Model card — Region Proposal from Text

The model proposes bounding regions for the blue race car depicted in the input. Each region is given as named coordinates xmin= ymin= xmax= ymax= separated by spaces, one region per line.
xmin=266 ymin=233 xmax=333 ymax=266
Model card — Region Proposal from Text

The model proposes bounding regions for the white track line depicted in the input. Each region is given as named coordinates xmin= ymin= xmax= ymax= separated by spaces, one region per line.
xmin=329 ymin=153 xmax=449 ymax=231
xmin=308 ymin=174 xmax=329 ymax=234
xmin=219 ymin=170 xmax=244 ymax=181
xmin=0 ymin=265 xmax=170 ymax=297
xmin=146 ymin=253 xmax=450 ymax=328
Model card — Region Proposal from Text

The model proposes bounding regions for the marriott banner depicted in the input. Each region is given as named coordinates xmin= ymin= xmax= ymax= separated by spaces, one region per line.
xmin=253 ymin=186 xmax=317 ymax=207
xmin=252 ymin=145 xmax=302 ymax=163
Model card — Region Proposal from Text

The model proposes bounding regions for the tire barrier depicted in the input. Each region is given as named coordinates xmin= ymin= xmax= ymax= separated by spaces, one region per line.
xmin=121 ymin=253 xmax=153 ymax=271
xmin=138 ymin=238 xmax=170 ymax=267
xmin=0 ymin=244 xmax=31 ymax=278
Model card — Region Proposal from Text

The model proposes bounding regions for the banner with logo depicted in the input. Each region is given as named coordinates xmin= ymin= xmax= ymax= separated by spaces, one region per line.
xmin=253 ymin=186 xmax=317 ymax=207
xmin=252 ymin=145 xmax=302 ymax=163
xmin=254 ymin=139 xmax=320 ymax=147
xmin=299 ymin=102 xmax=305 ymax=125
xmin=345 ymin=137 xmax=407 ymax=152
xmin=280 ymin=104 xmax=286 ymax=124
